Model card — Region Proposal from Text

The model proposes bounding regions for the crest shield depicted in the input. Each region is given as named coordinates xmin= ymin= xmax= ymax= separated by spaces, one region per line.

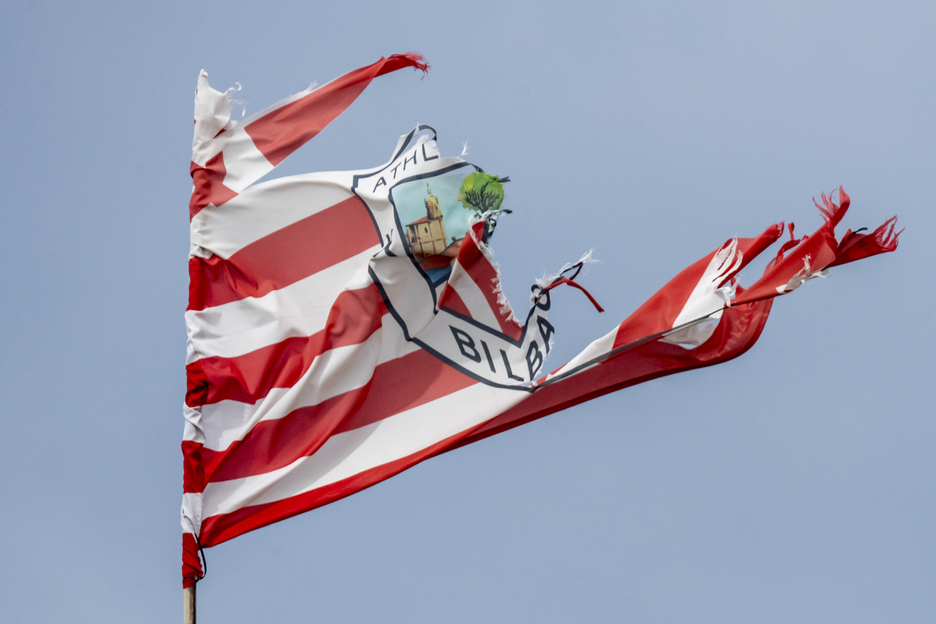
xmin=354 ymin=128 xmax=555 ymax=389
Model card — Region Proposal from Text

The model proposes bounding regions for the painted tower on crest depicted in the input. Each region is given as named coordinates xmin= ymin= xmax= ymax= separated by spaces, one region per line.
xmin=405 ymin=184 xmax=448 ymax=256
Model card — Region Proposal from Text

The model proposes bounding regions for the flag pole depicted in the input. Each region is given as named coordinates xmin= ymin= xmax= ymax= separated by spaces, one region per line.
xmin=183 ymin=585 xmax=196 ymax=624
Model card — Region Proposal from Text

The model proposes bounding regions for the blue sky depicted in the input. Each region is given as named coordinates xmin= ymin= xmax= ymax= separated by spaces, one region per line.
xmin=1 ymin=1 xmax=933 ymax=622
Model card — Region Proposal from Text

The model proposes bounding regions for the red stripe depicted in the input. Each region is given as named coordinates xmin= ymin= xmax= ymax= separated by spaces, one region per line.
xmin=190 ymin=153 xmax=237 ymax=220
xmin=199 ymin=424 xmax=472 ymax=548
xmin=737 ymin=225 xmax=785 ymax=277
xmin=187 ymin=196 xmax=379 ymax=311
xmin=186 ymin=285 xmax=386 ymax=407
xmin=182 ymin=440 xmax=205 ymax=494
xmin=198 ymin=348 xmax=476 ymax=485
xmin=612 ymin=250 xmax=713 ymax=349
xmin=199 ymin=386 xmax=368 ymax=485
xmin=830 ymin=216 xmax=901 ymax=267
xmin=245 ymin=54 xmax=428 ymax=167
xmin=182 ymin=533 xmax=203 ymax=588
xmin=437 ymin=283 xmax=472 ymax=318
xmin=374 ymin=52 xmax=429 ymax=77
xmin=457 ymin=224 xmax=522 ymax=339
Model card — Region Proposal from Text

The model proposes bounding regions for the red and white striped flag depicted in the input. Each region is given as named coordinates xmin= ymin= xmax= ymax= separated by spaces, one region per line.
xmin=181 ymin=54 xmax=901 ymax=586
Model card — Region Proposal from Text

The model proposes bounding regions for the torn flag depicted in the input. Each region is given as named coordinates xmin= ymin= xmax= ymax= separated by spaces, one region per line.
xmin=181 ymin=54 xmax=900 ymax=586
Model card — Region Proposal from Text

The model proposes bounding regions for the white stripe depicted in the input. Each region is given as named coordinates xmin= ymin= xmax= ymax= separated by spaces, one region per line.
xmin=190 ymin=171 xmax=356 ymax=260
xmin=192 ymin=71 xmax=234 ymax=167
xmin=201 ymin=381 xmax=522 ymax=518
xmin=181 ymin=493 xmax=204 ymax=532
xmin=220 ymin=128 xmax=274 ymax=193
xmin=186 ymin=248 xmax=376 ymax=361
xmin=545 ymin=326 xmax=618 ymax=381
xmin=194 ymin=321 xmax=421 ymax=451
xmin=660 ymin=239 xmax=739 ymax=349
xmin=183 ymin=404 xmax=205 ymax=445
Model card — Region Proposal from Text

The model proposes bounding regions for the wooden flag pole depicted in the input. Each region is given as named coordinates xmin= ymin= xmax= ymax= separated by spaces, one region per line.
xmin=183 ymin=585 xmax=196 ymax=624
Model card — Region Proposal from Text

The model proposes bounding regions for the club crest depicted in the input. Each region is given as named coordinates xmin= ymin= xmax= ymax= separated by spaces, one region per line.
xmin=353 ymin=127 xmax=555 ymax=390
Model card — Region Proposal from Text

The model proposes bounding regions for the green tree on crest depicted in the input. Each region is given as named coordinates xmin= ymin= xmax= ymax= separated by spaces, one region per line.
xmin=458 ymin=171 xmax=507 ymax=213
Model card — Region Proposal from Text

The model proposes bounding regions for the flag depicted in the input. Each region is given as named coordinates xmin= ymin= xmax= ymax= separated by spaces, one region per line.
xmin=181 ymin=54 xmax=900 ymax=586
